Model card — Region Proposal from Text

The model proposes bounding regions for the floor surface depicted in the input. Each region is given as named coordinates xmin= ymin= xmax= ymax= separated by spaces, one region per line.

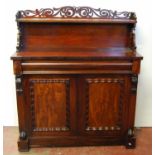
xmin=3 ymin=127 xmax=152 ymax=155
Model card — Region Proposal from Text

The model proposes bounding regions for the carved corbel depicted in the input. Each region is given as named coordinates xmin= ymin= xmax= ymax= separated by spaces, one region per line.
xmin=131 ymin=75 xmax=138 ymax=93
xmin=16 ymin=75 xmax=23 ymax=94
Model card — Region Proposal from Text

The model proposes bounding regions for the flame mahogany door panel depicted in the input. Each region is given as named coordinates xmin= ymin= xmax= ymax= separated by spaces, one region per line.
xmin=78 ymin=75 xmax=130 ymax=137
xmin=22 ymin=74 xmax=130 ymax=138
xmin=23 ymin=75 xmax=77 ymax=137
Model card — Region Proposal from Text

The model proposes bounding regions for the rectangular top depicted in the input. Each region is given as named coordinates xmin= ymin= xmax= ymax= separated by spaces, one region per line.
xmin=11 ymin=49 xmax=143 ymax=61
xmin=17 ymin=18 xmax=136 ymax=24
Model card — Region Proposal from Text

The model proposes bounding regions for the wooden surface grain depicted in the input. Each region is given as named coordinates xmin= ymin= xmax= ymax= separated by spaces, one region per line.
xmin=11 ymin=8 xmax=143 ymax=151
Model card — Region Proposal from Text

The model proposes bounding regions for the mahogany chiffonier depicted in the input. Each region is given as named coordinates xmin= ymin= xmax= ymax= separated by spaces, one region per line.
xmin=11 ymin=6 xmax=143 ymax=151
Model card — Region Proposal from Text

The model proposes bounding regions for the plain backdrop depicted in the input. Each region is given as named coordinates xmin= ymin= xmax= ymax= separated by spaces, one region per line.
xmin=0 ymin=0 xmax=152 ymax=127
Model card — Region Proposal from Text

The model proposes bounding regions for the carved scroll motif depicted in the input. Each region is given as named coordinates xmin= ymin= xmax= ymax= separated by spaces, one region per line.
xmin=16 ymin=6 xmax=136 ymax=19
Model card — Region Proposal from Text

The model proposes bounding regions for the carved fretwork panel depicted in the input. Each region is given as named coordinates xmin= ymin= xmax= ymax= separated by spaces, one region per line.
xmin=85 ymin=78 xmax=125 ymax=131
xmin=16 ymin=7 xmax=136 ymax=19
xmin=29 ymin=79 xmax=70 ymax=132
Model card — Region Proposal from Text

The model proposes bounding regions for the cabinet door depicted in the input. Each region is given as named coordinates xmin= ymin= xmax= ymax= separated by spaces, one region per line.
xmin=78 ymin=75 xmax=130 ymax=136
xmin=23 ymin=75 xmax=76 ymax=136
